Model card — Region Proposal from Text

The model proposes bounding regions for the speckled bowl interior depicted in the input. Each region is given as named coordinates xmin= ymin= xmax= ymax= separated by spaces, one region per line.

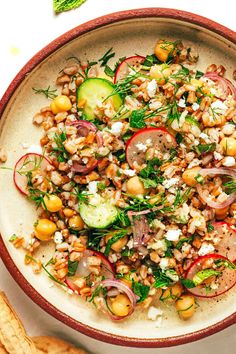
xmin=0 ymin=9 xmax=235 ymax=347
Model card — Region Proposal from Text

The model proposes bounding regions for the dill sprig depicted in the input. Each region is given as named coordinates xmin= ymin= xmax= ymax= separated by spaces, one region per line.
xmin=51 ymin=131 xmax=70 ymax=162
xmin=223 ymin=179 xmax=236 ymax=194
xmin=98 ymin=48 xmax=115 ymax=67
xmin=32 ymin=86 xmax=57 ymax=99
xmin=173 ymin=187 xmax=192 ymax=208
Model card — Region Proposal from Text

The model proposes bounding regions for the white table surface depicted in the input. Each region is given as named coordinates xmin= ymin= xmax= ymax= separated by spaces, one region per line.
xmin=0 ymin=1 xmax=235 ymax=353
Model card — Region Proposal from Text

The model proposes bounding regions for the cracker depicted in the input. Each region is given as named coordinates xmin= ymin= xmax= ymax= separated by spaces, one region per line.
xmin=32 ymin=336 xmax=87 ymax=354
xmin=0 ymin=292 xmax=36 ymax=354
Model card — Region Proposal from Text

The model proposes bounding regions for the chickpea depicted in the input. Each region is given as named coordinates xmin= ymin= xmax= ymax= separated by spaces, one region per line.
xmin=149 ymin=64 xmax=171 ymax=85
xmin=220 ymin=137 xmax=236 ymax=156
xmin=105 ymin=233 xmax=128 ymax=252
xmin=43 ymin=194 xmax=63 ymax=212
xmin=50 ymin=95 xmax=72 ymax=114
xmin=215 ymin=206 xmax=229 ymax=220
xmin=230 ymin=202 xmax=236 ymax=216
xmin=154 ymin=40 xmax=175 ymax=62
xmin=110 ymin=294 xmax=131 ymax=317
xmin=63 ymin=208 xmax=75 ymax=218
xmin=126 ymin=176 xmax=146 ymax=196
xmin=34 ymin=219 xmax=57 ymax=241
xmin=175 ymin=294 xmax=195 ymax=320
xmin=160 ymin=283 xmax=183 ymax=302
xmin=68 ymin=215 xmax=84 ymax=230
xmin=182 ymin=166 xmax=201 ymax=186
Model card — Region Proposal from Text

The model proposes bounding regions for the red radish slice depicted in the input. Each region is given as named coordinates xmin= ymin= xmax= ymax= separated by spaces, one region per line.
xmin=13 ymin=153 xmax=52 ymax=196
xmin=65 ymin=249 xmax=115 ymax=292
xmin=185 ymin=254 xmax=236 ymax=298
xmin=114 ymin=56 xmax=145 ymax=83
xmin=126 ymin=127 xmax=176 ymax=169
xmin=212 ymin=222 xmax=236 ymax=261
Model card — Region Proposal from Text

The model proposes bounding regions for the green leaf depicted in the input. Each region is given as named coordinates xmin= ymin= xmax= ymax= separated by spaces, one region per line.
xmin=192 ymin=269 xmax=221 ymax=286
xmin=207 ymin=223 xmax=214 ymax=232
xmin=152 ymin=268 xmax=175 ymax=288
xmin=223 ymin=179 xmax=236 ymax=194
xmin=175 ymin=132 xmax=183 ymax=144
xmin=214 ymin=259 xmax=236 ymax=270
xmin=139 ymin=158 xmax=163 ymax=179
xmin=194 ymin=143 xmax=216 ymax=155
xmin=129 ymin=109 xmax=146 ymax=129
xmin=104 ymin=65 xmax=115 ymax=78
xmin=139 ymin=177 xmax=158 ymax=189
xmin=195 ymin=70 xmax=204 ymax=79
xmin=53 ymin=0 xmax=86 ymax=13
xmin=132 ymin=281 xmax=150 ymax=303
xmin=68 ymin=260 xmax=79 ymax=277
xmin=9 ymin=234 xmax=18 ymax=242
xmin=98 ymin=48 xmax=115 ymax=67
xmin=143 ymin=54 xmax=160 ymax=67
xmin=104 ymin=230 xmax=129 ymax=256
xmin=180 ymin=278 xmax=196 ymax=288
xmin=176 ymin=235 xmax=194 ymax=250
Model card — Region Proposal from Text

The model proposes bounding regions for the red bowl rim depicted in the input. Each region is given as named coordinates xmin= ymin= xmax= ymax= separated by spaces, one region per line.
xmin=0 ymin=7 xmax=236 ymax=348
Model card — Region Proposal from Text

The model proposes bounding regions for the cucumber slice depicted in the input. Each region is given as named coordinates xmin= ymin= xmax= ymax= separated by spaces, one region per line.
xmin=77 ymin=78 xmax=123 ymax=120
xmin=79 ymin=198 xmax=118 ymax=228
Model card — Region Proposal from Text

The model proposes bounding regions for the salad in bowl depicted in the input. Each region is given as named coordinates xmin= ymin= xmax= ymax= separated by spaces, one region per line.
xmin=6 ymin=38 xmax=236 ymax=324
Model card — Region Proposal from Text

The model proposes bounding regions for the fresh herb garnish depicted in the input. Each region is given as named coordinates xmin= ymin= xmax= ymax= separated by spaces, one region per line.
xmin=223 ymin=179 xmax=236 ymax=194
xmin=98 ymin=48 xmax=115 ymax=67
xmin=175 ymin=132 xmax=183 ymax=144
xmin=9 ymin=234 xmax=18 ymax=242
xmin=192 ymin=269 xmax=221 ymax=286
xmin=104 ymin=229 xmax=129 ymax=256
xmin=195 ymin=70 xmax=204 ymax=79
xmin=32 ymin=86 xmax=57 ymax=99
xmin=51 ymin=131 xmax=70 ymax=162
xmin=194 ymin=143 xmax=216 ymax=155
xmin=104 ymin=65 xmax=115 ymax=78
xmin=180 ymin=278 xmax=196 ymax=288
xmin=132 ymin=281 xmax=150 ymax=303
xmin=152 ymin=268 xmax=175 ymax=288
xmin=129 ymin=108 xmax=146 ymax=129
xmin=173 ymin=187 xmax=192 ymax=208
xmin=207 ymin=223 xmax=214 ymax=232
xmin=176 ymin=235 xmax=194 ymax=250
xmin=53 ymin=0 xmax=86 ymax=13
xmin=68 ymin=259 xmax=79 ymax=277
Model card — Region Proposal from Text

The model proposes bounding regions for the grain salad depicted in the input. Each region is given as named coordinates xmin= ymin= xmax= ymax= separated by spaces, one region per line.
xmin=6 ymin=39 xmax=236 ymax=322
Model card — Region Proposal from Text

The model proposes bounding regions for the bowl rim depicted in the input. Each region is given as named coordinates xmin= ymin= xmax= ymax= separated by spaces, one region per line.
xmin=0 ymin=7 xmax=236 ymax=348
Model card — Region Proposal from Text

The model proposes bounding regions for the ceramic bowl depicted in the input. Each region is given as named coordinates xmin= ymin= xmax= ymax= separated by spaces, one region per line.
xmin=0 ymin=8 xmax=235 ymax=348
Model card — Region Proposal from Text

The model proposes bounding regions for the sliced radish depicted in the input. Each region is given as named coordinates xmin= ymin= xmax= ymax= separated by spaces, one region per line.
xmin=65 ymin=249 xmax=115 ymax=293
xmin=212 ymin=222 xmax=236 ymax=261
xmin=126 ymin=127 xmax=176 ymax=169
xmin=13 ymin=153 xmax=52 ymax=196
xmin=185 ymin=254 xmax=236 ymax=298
xmin=114 ymin=56 xmax=145 ymax=83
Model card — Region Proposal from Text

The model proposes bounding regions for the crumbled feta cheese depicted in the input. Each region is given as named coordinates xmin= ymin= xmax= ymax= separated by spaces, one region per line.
xmin=155 ymin=316 xmax=163 ymax=328
xmin=165 ymin=270 xmax=179 ymax=282
xmin=198 ymin=242 xmax=215 ymax=256
xmin=136 ymin=142 xmax=147 ymax=152
xmin=178 ymin=98 xmax=186 ymax=108
xmin=54 ymin=231 xmax=63 ymax=244
xmin=213 ymin=151 xmax=223 ymax=161
xmin=27 ymin=144 xmax=43 ymax=155
xmin=166 ymin=229 xmax=181 ymax=242
xmin=162 ymin=178 xmax=179 ymax=189
xmin=199 ymin=132 xmax=209 ymax=140
xmin=127 ymin=239 xmax=134 ymax=249
xmin=110 ymin=122 xmax=123 ymax=136
xmin=222 ymin=156 xmax=235 ymax=167
xmin=210 ymin=282 xmax=219 ymax=290
xmin=122 ymin=169 xmax=136 ymax=177
xmin=188 ymin=158 xmax=201 ymax=169
xmin=149 ymin=100 xmax=162 ymax=111
xmin=192 ymin=102 xmax=200 ymax=111
xmin=87 ymin=181 xmax=98 ymax=194
xmin=159 ymin=258 xmax=169 ymax=270
xmin=147 ymin=79 xmax=157 ymax=98
xmin=147 ymin=306 xmax=163 ymax=321
xmin=211 ymin=100 xmax=227 ymax=113
xmin=179 ymin=110 xmax=188 ymax=126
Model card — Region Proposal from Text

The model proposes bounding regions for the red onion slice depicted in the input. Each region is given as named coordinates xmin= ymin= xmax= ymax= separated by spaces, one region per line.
xmin=99 ymin=279 xmax=137 ymax=320
xmin=71 ymin=158 xmax=98 ymax=175
xmin=204 ymin=72 xmax=236 ymax=100
xmin=69 ymin=119 xmax=97 ymax=132
xmin=197 ymin=168 xmax=236 ymax=209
